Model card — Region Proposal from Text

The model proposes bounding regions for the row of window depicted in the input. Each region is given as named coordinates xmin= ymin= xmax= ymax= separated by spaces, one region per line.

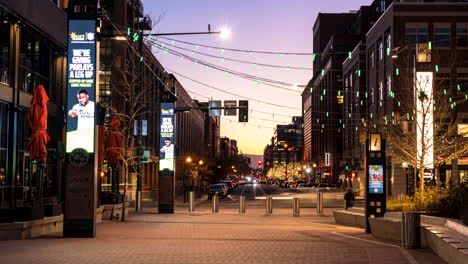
xmin=343 ymin=73 xmax=468 ymax=110
xmin=0 ymin=20 xmax=56 ymax=95
xmin=406 ymin=23 xmax=468 ymax=48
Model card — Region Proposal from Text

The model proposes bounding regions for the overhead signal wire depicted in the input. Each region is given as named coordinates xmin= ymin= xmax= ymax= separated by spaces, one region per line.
xmin=101 ymin=11 xmax=176 ymax=97
xmin=163 ymin=66 xmax=302 ymax=110
xmin=151 ymin=41 xmax=304 ymax=92
xmin=152 ymin=39 xmax=313 ymax=70
xmin=187 ymin=89 xmax=296 ymax=120
xmin=157 ymin=37 xmax=315 ymax=55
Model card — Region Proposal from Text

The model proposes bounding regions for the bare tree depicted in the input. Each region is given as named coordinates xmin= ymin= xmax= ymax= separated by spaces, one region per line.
xmin=372 ymin=48 xmax=468 ymax=192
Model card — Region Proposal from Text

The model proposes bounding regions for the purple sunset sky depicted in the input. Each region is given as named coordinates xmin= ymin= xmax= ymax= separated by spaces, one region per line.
xmin=142 ymin=0 xmax=371 ymax=155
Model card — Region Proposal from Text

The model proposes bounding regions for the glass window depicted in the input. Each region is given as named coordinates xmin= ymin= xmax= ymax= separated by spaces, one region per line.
xmin=435 ymin=70 xmax=450 ymax=93
xmin=378 ymin=41 xmax=383 ymax=60
xmin=369 ymin=48 xmax=375 ymax=68
xmin=457 ymin=69 xmax=468 ymax=93
xmin=19 ymin=28 xmax=50 ymax=94
xmin=456 ymin=23 xmax=468 ymax=48
xmin=0 ymin=21 xmax=9 ymax=85
xmin=386 ymin=33 xmax=392 ymax=55
xmin=387 ymin=75 xmax=392 ymax=96
xmin=379 ymin=81 xmax=384 ymax=101
xmin=434 ymin=23 xmax=450 ymax=48
xmin=405 ymin=23 xmax=428 ymax=44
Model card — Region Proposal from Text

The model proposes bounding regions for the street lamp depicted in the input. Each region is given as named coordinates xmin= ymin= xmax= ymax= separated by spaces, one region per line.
xmin=186 ymin=156 xmax=192 ymax=163
xmin=219 ymin=27 xmax=231 ymax=39
xmin=283 ymin=144 xmax=289 ymax=180
xmin=199 ymin=160 xmax=204 ymax=166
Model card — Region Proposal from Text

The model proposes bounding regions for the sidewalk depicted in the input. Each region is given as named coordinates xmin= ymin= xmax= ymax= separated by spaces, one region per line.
xmin=0 ymin=207 xmax=445 ymax=264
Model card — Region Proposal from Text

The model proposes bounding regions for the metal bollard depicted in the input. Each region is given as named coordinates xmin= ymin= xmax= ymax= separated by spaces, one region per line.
xmin=135 ymin=191 xmax=142 ymax=212
xmin=239 ymin=196 xmax=246 ymax=214
xmin=188 ymin=191 xmax=194 ymax=212
xmin=212 ymin=194 xmax=219 ymax=213
xmin=317 ymin=192 xmax=323 ymax=214
xmin=293 ymin=197 xmax=300 ymax=216
xmin=266 ymin=196 xmax=273 ymax=215
xmin=402 ymin=212 xmax=421 ymax=249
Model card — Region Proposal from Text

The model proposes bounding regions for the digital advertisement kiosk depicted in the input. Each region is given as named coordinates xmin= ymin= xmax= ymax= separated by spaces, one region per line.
xmin=64 ymin=0 xmax=98 ymax=237
xmin=365 ymin=133 xmax=387 ymax=233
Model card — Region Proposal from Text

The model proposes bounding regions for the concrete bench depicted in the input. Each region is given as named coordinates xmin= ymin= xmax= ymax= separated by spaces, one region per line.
xmin=333 ymin=208 xmax=468 ymax=263
xmin=332 ymin=209 xmax=366 ymax=228
xmin=0 ymin=214 xmax=63 ymax=240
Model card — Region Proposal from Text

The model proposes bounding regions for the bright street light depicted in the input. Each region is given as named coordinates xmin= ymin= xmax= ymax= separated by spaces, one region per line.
xmin=186 ymin=156 xmax=192 ymax=163
xmin=219 ymin=27 xmax=231 ymax=39
xmin=199 ymin=160 xmax=204 ymax=165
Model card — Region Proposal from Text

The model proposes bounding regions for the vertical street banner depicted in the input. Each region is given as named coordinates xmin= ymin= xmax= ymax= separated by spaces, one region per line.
xmin=66 ymin=20 xmax=96 ymax=154
xmin=159 ymin=103 xmax=175 ymax=172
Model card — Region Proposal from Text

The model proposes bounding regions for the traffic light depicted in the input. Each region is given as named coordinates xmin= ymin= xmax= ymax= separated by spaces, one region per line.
xmin=258 ymin=160 xmax=263 ymax=165
xmin=239 ymin=100 xmax=248 ymax=122
xmin=351 ymin=172 xmax=357 ymax=178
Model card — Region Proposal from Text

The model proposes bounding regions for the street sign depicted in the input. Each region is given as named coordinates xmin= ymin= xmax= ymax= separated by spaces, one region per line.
xmin=142 ymin=120 xmax=147 ymax=136
xmin=142 ymin=150 xmax=150 ymax=164
xmin=325 ymin=153 xmax=331 ymax=166
xmin=224 ymin=100 xmax=237 ymax=116
xmin=208 ymin=101 xmax=221 ymax=116
xmin=369 ymin=133 xmax=382 ymax=152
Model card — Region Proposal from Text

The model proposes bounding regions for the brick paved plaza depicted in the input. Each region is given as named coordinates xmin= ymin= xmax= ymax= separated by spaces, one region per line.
xmin=0 ymin=206 xmax=446 ymax=264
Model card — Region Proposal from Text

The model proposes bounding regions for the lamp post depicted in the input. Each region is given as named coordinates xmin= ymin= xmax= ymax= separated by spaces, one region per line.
xmin=132 ymin=26 xmax=230 ymax=212
xmin=284 ymin=144 xmax=289 ymax=180
xmin=312 ymin=163 xmax=317 ymax=183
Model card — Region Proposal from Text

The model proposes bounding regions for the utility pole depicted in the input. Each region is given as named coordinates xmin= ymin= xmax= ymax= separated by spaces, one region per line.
xmin=135 ymin=23 xmax=144 ymax=212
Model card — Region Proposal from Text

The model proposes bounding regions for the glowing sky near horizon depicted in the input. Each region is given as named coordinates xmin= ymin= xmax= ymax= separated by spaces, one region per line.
xmin=142 ymin=0 xmax=370 ymax=155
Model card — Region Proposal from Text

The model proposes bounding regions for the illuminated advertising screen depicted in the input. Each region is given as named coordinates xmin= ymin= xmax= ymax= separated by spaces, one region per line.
xmin=159 ymin=103 xmax=175 ymax=171
xmin=66 ymin=20 xmax=96 ymax=153
xmin=368 ymin=165 xmax=384 ymax=194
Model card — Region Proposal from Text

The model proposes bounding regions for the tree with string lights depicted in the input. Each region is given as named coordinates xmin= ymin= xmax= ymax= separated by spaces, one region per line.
xmin=371 ymin=46 xmax=468 ymax=192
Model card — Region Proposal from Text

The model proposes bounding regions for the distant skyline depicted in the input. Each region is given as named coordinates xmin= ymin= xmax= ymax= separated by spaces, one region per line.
xmin=142 ymin=0 xmax=371 ymax=155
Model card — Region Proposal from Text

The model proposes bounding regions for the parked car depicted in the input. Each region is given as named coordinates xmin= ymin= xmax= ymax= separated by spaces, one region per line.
xmin=221 ymin=181 xmax=235 ymax=192
xmin=208 ymin=184 xmax=228 ymax=199
xmin=224 ymin=179 xmax=237 ymax=189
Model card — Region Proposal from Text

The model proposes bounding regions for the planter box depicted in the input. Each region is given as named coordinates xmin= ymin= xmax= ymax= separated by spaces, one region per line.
xmin=0 ymin=214 xmax=63 ymax=240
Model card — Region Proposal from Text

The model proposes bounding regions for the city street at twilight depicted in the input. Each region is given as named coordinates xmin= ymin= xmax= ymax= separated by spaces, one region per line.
xmin=0 ymin=0 xmax=467 ymax=263
xmin=0 ymin=188 xmax=444 ymax=264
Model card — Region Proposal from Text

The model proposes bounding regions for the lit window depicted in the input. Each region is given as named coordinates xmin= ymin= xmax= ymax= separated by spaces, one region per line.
xmin=387 ymin=76 xmax=392 ymax=96
xmin=378 ymin=41 xmax=383 ymax=60
xmin=379 ymin=81 xmax=384 ymax=101
xmin=459 ymin=124 xmax=468 ymax=137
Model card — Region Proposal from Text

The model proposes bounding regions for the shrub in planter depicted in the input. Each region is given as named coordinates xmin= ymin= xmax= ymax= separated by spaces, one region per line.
xmin=442 ymin=179 xmax=468 ymax=223
xmin=387 ymin=186 xmax=449 ymax=213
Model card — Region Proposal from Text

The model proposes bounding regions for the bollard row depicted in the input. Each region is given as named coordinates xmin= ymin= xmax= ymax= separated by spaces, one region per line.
xmin=317 ymin=192 xmax=323 ymax=214
xmin=187 ymin=195 xmax=315 ymax=216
